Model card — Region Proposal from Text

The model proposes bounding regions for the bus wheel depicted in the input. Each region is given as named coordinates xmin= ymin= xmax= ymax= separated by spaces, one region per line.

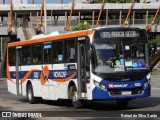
xmin=27 ymin=84 xmax=37 ymax=104
xmin=70 ymin=86 xmax=83 ymax=109
xmin=116 ymin=100 xmax=129 ymax=107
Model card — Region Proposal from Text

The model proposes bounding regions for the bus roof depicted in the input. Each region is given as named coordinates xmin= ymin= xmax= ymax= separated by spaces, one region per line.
xmin=94 ymin=26 xmax=145 ymax=31
xmin=8 ymin=29 xmax=93 ymax=47
xmin=31 ymin=31 xmax=71 ymax=40
xmin=8 ymin=27 xmax=146 ymax=47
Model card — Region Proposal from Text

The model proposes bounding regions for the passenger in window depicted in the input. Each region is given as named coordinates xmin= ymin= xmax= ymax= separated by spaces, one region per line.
xmin=33 ymin=56 xmax=38 ymax=64
xmin=70 ymin=47 xmax=75 ymax=61
xmin=10 ymin=54 xmax=16 ymax=65
xmin=27 ymin=57 xmax=31 ymax=64
xmin=45 ymin=54 xmax=49 ymax=63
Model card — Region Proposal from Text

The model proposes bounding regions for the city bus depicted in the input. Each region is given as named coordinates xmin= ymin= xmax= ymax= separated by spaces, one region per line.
xmin=6 ymin=27 xmax=150 ymax=108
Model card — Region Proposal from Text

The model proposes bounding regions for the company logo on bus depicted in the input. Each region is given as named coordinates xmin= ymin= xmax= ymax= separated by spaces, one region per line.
xmin=53 ymin=71 xmax=67 ymax=78
xmin=108 ymin=84 xmax=128 ymax=88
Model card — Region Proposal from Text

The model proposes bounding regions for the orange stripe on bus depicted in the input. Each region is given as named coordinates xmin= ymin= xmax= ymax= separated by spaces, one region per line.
xmin=40 ymin=72 xmax=47 ymax=85
xmin=7 ymin=68 xmax=41 ymax=84
xmin=43 ymin=66 xmax=49 ymax=76
xmin=6 ymin=45 xmax=12 ymax=81
xmin=8 ymin=30 xmax=93 ymax=47
xmin=21 ymin=69 xmax=41 ymax=83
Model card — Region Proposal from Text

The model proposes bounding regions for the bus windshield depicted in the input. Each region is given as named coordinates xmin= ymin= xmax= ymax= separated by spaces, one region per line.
xmin=92 ymin=40 xmax=148 ymax=74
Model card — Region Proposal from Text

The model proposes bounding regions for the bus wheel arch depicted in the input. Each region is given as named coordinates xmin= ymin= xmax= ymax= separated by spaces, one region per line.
xmin=68 ymin=81 xmax=76 ymax=99
xmin=68 ymin=82 xmax=83 ymax=108
xmin=26 ymin=81 xmax=37 ymax=104
xmin=26 ymin=81 xmax=31 ymax=94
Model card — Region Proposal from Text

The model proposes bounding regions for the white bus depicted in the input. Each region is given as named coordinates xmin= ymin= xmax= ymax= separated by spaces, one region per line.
xmin=7 ymin=27 xmax=151 ymax=108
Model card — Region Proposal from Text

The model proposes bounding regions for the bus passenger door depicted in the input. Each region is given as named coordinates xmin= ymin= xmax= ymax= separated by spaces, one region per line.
xmin=16 ymin=46 xmax=22 ymax=95
xmin=77 ymin=39 xmax=88 ymax=98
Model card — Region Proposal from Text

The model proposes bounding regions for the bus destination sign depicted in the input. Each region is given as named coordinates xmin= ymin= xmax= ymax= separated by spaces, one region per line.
xmin=100 ymin=31 xmax=139 ymax=38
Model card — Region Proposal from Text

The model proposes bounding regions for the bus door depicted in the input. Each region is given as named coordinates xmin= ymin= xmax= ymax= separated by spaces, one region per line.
xmin=77 ymin=38 xmax=88 ymax=98
xmin=15 ymin=46 xmax=22 ymax=95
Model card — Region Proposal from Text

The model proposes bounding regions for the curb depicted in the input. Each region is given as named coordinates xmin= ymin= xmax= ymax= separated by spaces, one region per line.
xmin=151 ymin=75 xmax=160 ymax=78
xmin=0 ymin=78 xmax=6 ymax=81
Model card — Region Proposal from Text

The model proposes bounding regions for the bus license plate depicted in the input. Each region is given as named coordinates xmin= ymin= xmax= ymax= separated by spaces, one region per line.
xmin=121 ymin=91 xmax=131 ymax=95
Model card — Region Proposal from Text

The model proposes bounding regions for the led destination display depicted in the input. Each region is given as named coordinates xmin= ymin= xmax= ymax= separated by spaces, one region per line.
xmin=94 ymin=28 xmax=147 ymax=39
xmin=100 ymin=31 xmax=139 ymax=38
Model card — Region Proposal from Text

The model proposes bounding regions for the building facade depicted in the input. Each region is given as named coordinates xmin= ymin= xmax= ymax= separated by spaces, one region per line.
xmin=12 ymin=0 xmax=27 ymax=4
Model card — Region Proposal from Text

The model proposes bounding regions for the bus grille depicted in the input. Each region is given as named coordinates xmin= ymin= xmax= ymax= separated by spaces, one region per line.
xmin=107 ymin=88 xmax=143 ymax=96
xmin=105 ymin=76 xmax=144 ymax=82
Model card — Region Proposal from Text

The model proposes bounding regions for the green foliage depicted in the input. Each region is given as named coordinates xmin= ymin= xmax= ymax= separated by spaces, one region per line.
xmin=149 ymin=35 xmax=160 ymax=46
xmin=71 ymin=21 xmax=91 ymax=31
xmin=148 ymin=35 xmax=160 ymax=58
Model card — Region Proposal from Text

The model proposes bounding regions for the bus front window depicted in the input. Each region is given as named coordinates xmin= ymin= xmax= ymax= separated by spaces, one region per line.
xmin=92 ymin=42 xmax=148 ymax=74
xmin=124 ymin=43 xmax=148 ymax=71
xmin=92 ymin=43 xmax=123 ymax=73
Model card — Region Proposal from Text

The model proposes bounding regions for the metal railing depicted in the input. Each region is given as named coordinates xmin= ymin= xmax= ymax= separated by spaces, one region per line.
xmin=0 ymin=18 xmax=159 ymax=30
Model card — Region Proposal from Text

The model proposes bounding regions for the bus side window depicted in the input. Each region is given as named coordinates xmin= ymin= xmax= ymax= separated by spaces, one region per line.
xmin=22 ymin=46 xmax=32 ymax=65
xmin=32 ymin=44 xmax=42 ymax=64
xmin=64 ymin=40 xmax=76 ymax=62
xmin=8 ymin=47 xmax=16 ymax=66
xmin=53 ymin=41 xmax=64 ymax=63
xmin=43 ymin=43 xmax=51 ymax=64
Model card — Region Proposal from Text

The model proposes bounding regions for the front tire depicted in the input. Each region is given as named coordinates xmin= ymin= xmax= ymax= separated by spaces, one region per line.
xmin=69 ymin=86 xmax=83 ymax=109
xmin=27 ymin=84 xmax=37 ymax=104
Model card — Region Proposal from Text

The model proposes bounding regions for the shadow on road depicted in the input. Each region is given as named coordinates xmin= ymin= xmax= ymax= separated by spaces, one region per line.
xmin=17 ymin=96 xmax=160 ymax=111
xmin=83 ymin=97 xmax=160 ymax=111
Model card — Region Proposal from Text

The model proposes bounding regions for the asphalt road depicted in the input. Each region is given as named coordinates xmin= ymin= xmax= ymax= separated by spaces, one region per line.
xmin=0 ymin=77 xmax=160 ymax=119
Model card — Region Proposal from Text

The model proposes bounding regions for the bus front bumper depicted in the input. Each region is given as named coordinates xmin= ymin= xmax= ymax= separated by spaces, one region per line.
xmin=92 ymin=78 xmax=151 ymax=100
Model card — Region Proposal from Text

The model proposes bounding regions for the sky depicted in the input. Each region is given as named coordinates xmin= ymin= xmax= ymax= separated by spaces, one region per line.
xmin=0 ymin=0 xmax=72 ymax=4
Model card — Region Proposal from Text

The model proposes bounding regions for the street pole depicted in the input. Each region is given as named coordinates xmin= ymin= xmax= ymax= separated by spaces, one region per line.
xmin=44 ymin=0 xmax=47 ymax=34
xmin=1 ymin=37 xmax=2 ymax=62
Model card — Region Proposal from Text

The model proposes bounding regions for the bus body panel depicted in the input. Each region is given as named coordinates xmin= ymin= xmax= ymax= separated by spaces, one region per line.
xmin=92 ymin=84 xmax=150 ymax=100
xmin=92 ymin=77 xmax=151 ymax=100
xmin=7 ymin=63 xmax=78 ymax=100
xmin=7 ymin=80 xmax=17 ymax=95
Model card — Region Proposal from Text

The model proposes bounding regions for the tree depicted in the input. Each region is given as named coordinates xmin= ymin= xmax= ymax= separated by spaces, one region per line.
xmin=148 ymin=35 xmax=160 ymax=69
xmin=71 ymin=21 xmax=91 ymax=31
xmin=149 ymin=35 xmax=160 ymax=49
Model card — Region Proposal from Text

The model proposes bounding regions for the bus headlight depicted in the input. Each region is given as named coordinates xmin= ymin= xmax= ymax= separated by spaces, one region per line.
xmin=94 ymin=80 xmax=99 ymax=87
xmin=143 ymin=79 xmax=151 ymax=90
xmin=93 ymin=80 xmax=107 ymax=91
xmin=99 ymin=83 xmax=106 ymax=91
